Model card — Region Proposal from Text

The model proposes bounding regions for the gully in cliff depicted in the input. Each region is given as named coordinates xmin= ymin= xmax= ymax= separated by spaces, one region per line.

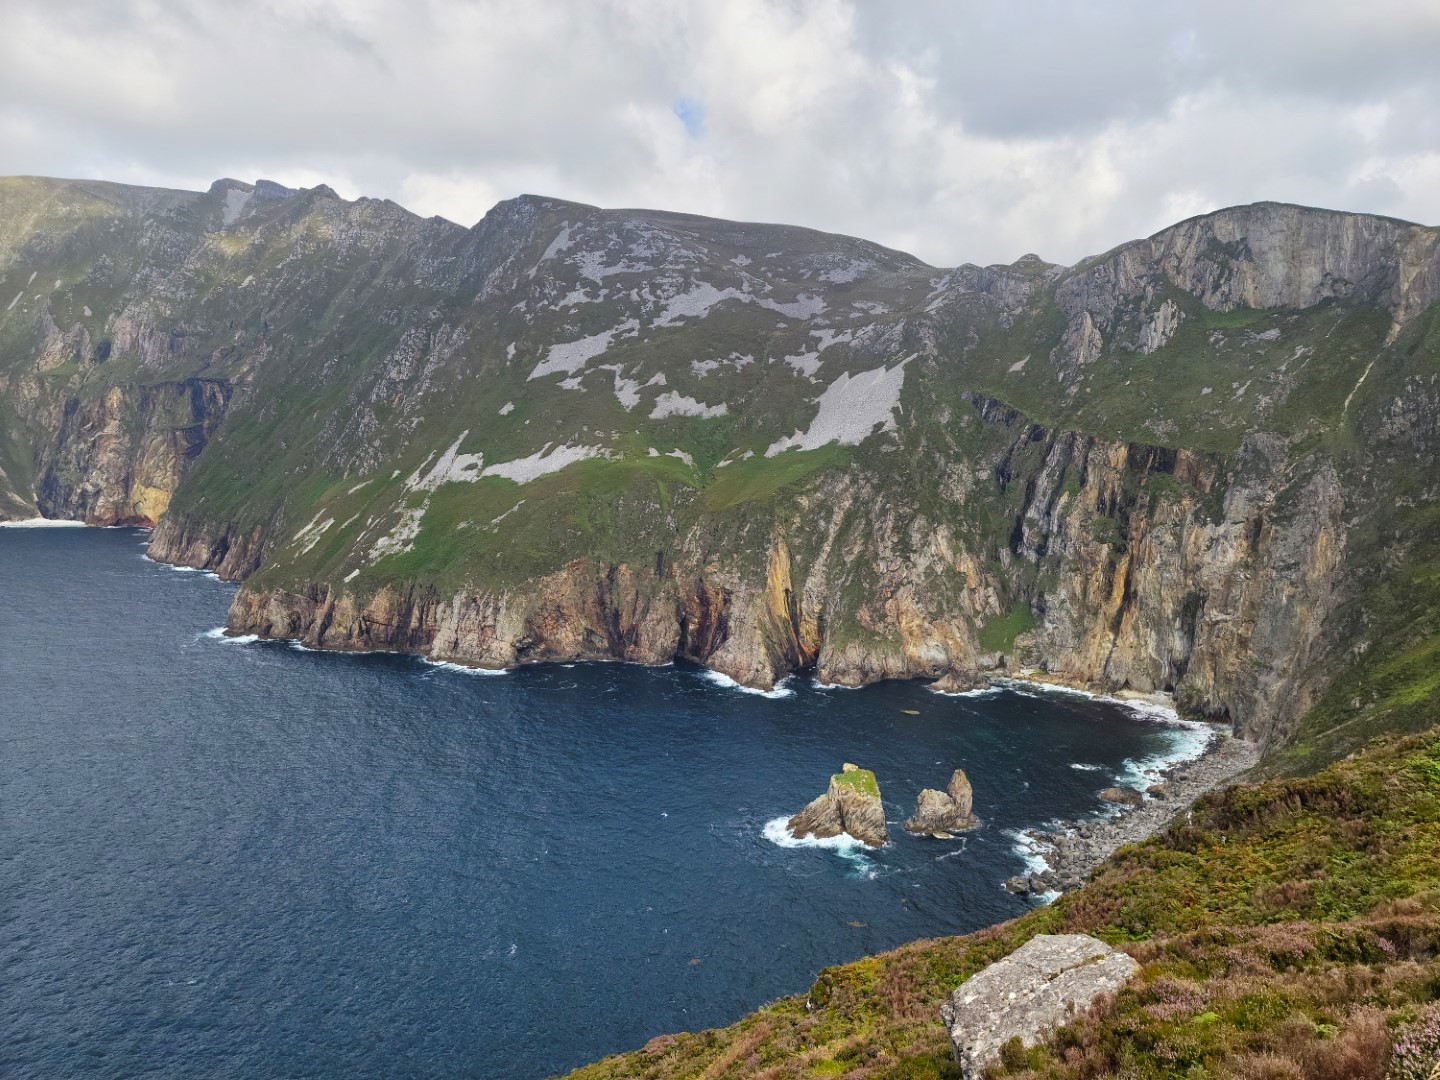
xmin=786 ymin=763 xmax=888 ymax=847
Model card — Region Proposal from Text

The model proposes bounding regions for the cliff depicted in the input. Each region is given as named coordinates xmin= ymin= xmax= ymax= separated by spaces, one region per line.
xmin=2 ymin=177 xmax=1438 ymax=756
xmin=30 ymin=379 xmax=231 ymax=526
xmin=217 ymin=393 xmax=1346 ymax=747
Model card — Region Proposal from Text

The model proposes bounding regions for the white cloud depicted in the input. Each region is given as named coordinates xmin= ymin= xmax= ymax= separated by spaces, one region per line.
xmin=2 ymin=0 xmax=1439 ymax=265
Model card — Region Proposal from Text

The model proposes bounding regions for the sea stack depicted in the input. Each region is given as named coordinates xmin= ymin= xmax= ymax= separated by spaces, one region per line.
xmin=904 ymin=768 xmax=979 ymax=835
xmin=787 ymin=763 xmax=888 ymax=847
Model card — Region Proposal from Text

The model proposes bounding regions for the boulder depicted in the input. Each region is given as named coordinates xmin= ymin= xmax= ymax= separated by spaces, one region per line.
xmin=941 ymin=934 xmax=1138 ymax=1077
xmin=1098 ymin=786 xmax=1143 ymax=807
xmin=787 ymin=763 xmax=887 ymax=847
xmin=904 ymin=768 xmax=979 ymax=834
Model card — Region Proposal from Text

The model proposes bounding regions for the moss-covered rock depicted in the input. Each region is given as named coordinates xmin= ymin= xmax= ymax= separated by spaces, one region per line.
xmin=788 ymin=763 xmax=887 ymax=847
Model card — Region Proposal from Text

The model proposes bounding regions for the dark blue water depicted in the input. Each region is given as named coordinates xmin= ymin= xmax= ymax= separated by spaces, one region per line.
xmin=0 ymin=526 xmax=1197 ymax=1079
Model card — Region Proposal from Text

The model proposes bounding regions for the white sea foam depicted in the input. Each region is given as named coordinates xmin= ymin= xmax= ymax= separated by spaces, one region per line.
xmin=140 ymin=554 xmax=224 ymax=581
xmin=0 ymin=517 xmax=88 ymax=528
xmin=762 ymin=816 xmax=874 ymax=872
xmin=700 ymin=669 xmax=795 ymax=699
xmin=1116 ymin=718 xmax=1215 ymax=790
xmin=811 ymin=677 xmax=861 ymax=691
xmin=987 ymin=676 xmax=1215 ymax=789
xmin=1005 ymin=828 xmax=1052 ymax=875
xmin=928 ymin=685 xmax=1002 ymax=699
xmin=200 ymin=627 xmax=259 ymax=644
xmin=1070 ymin=763 xmax=1106 ymax=772
xmin=989 ymin=676 xmax=1097 ymax=701
xmin=1003 ymin=828 xmax=1061 ymax=903
xmin=422 ymin=658 xmax=511 ymax=677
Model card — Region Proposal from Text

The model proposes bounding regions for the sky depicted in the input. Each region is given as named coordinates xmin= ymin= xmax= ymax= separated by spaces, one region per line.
xmin=3 ymin=0 xmax=1440 ymax=267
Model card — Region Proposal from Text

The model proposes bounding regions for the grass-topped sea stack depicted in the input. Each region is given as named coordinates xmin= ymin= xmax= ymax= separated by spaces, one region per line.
xmin=787 ymin=763 xmax=887 ymax=847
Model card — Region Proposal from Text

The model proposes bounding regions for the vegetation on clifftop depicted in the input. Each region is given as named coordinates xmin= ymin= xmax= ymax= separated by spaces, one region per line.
xmin=565 ymin=718 xmax=1440 ymax=1079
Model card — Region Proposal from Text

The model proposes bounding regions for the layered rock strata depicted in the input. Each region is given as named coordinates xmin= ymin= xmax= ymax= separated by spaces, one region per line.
xmin=787 ymin=764 xmax=888 ymax=848
xmin=904 ymin=769 xmax=979 ymax=835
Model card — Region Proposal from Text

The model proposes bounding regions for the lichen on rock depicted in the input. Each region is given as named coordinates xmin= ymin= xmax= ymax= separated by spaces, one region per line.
xmin=940 ymin=933 xmax=1138 ymax=1077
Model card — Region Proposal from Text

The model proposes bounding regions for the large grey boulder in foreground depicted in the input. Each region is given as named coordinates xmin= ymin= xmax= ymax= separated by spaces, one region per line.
xmin=941 ymin=934 xmax=1138 ymax=1077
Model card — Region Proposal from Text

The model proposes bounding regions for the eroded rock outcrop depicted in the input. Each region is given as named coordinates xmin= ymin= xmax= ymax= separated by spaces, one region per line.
xmin=217 ymin=402 xmax=1350 ymax=747
xmin=787 ymin=764 xmax=887 ymax=847
xmin=904 ymin=768 xmax=978 ymax=835
xmin=1097 ymin=786 xmax=1143 ymax=808
xmin=941 ymin=934 xmax=1138 ymax=1078
xmin=147 ymin=518 xmax=267 ymax=580
xmin=32 ymin=379 xmax=230 ymax=526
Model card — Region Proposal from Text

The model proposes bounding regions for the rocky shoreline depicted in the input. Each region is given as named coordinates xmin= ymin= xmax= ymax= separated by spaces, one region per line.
xmin=1007 ymin=730 xmax=1262 ymax=897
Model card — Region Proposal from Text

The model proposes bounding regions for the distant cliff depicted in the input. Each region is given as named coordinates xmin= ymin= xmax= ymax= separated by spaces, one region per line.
xmin=4 ymin=177 xmax=1438 ymax=755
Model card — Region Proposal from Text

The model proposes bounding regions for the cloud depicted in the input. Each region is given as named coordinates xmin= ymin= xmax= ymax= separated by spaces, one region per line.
xmin=2 ymin=0 xmax=1438 ymax=266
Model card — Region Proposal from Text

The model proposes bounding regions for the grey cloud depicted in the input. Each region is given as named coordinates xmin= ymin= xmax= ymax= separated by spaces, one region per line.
xmin=2 ymin=0 xmax=1438 ymax=267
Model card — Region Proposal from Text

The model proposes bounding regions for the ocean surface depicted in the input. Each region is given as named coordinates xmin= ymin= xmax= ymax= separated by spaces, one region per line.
xmin=0 ymin=526 xmax=1210 ymax=1079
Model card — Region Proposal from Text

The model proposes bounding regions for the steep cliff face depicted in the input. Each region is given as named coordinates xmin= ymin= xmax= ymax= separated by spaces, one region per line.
xmin=219 ymin=391 xmax=1348 ymax=748
xmin=2 ymin=176 xmax=1436 ymax=755
xmin=145 ymin=515 xmax=266 ymax=579
xmin=30 ymin=378 xmax=231 ymax=526
xmin=974 ymin=402 xmax=1347 ymax=744
xmin=1051 ymin=202 xmax=1440 ymax=383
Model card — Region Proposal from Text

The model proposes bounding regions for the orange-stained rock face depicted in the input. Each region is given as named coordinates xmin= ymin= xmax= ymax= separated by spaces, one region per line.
xmin=209 ymin=401 xmax=1348 ymax=748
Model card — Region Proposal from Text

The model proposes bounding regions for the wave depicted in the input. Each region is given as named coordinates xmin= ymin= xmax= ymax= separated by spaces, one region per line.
xmin=200 ymin=627 xmax=260 ymax=645
xmin=0 ymin=517 xmax=89 ymax=528
xmin=990 ymin=676 xmax=1102 ymax=702
xmin=1116 ymin=721 xmax=1214 ymax=789
xmin=1003 ymin=828 xmax=1062 ymax=903
xmin=927 ymin=685 xmax=1002 ymax=699
xmin=1069 ymin=762 xmax=1106 ymax=771
xmin=762 ymin=816 xmax=876 ymax=874
xmin=422 ymin=658 xmax=511 ymax=677
xmin=1005 ymin=827 xmax=1053 ymax=875
xmin=140 ymin=554 xmax=224 ymax=580
xmin=980 ymin=677 xmax=1216 ymax=789
xmin=700 ymin=669 xmax=795 ymax=699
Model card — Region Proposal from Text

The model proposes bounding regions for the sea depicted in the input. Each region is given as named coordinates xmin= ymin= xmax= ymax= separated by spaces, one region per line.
xmin=0 ymin=524 xmax=1213 ymax=1079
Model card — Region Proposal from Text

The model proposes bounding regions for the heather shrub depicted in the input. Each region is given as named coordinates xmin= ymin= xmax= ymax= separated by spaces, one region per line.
xmin=1390 ymin=1005 xmax=1440 ymax=1080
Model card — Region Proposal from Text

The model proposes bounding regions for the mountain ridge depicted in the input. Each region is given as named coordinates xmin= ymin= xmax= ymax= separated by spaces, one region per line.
xmin=2 ymin=174 xmax=1438 ymax=765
